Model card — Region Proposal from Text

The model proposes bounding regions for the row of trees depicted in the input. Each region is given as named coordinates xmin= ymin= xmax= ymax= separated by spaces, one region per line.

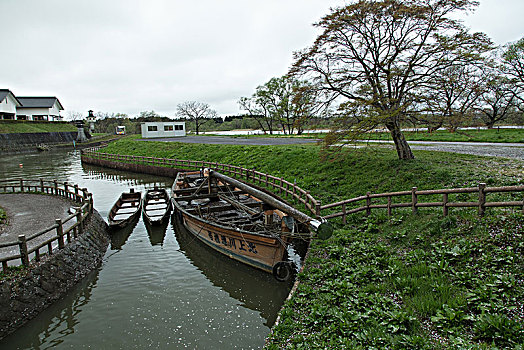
xmin=238 ymin=0 xmax=524 ymax=159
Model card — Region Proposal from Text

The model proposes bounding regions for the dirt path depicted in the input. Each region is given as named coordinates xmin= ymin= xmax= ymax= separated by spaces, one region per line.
xmin=0 ymin=193 xmax=76 ymax=259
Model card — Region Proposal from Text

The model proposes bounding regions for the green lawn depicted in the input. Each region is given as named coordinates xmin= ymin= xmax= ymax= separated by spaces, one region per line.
xmin=0 ymin=120 xmax=77 ymax=133
xmin=97 ymin=137 xmax=524 ymax=349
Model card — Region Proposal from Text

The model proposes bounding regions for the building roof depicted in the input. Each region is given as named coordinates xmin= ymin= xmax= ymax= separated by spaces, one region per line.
xmin=0 ymin=89 xmax=22 ymax=106
xmin=17 ymin=97 xmax=64 ymax=110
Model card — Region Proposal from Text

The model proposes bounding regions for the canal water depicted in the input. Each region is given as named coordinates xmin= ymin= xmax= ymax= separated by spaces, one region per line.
xmin=0 ymin=150 xmax=292 ymax=349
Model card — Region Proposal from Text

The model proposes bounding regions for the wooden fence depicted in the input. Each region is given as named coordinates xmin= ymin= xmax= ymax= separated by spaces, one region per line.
xmin=82 ymin=148 xmax=524 ymax=222
xmin=321 ymin=184 xmax=524 ymax=224
xmin=0 ymin=179 xmax=94 ymax=272
xmin=82 ymin=148 xmax=321 ymax=216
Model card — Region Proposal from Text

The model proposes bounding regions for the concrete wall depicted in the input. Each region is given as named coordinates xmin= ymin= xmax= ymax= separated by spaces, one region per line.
xmin=81 ymin=155 xmax=181 ymax=178
xmin=0 ymin=210 xmax=109 ymax=339
xmin=0 ymin=132 xmax=78 ymax=151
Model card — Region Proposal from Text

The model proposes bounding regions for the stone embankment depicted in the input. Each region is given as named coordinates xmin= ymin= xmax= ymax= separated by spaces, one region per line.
xmin=0 ymin=210 xmax=109 ymax=339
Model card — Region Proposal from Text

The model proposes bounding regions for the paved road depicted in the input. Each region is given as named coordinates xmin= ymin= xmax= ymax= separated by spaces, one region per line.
xmin=138 ymin=136 xmax=320 ymax=146
xmin=0 ymin=193 xmax=76 ymax=260
xmin=140 ymin=135 xmax=524 ymax=160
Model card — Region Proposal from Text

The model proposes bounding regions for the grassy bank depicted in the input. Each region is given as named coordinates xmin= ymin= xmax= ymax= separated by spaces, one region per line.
xmin=97 ymin=138 xmax=524 ymax=348
xmin=0 ymin=120 xmax=77 ymax=133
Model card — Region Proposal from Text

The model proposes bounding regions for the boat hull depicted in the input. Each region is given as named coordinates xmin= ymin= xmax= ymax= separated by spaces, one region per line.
xmin=174 ymin=205 xmax=288 ymax=273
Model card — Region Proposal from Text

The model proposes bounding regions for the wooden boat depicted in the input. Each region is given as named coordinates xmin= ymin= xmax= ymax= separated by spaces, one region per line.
xmin=142 ymin=187 xmax=172 ymax=225
xmin=108 ymin=189 xmax=142 ymax=228
xmin=171 ymin=169 xmax=332 ymax=281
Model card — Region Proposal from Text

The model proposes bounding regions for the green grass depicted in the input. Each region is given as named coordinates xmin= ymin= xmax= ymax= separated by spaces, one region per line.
xmin=362 ymin=128 xmax=524 ymax=143
xmin=0 ymin=206 xmax=6 ymax=226
xmin=0 ymin=120 xmax=77 ymax=133
xmin=97 ymin=137 xmax=524 ymax=348
xmin=266 ymin=211 xmax=523 ymax=349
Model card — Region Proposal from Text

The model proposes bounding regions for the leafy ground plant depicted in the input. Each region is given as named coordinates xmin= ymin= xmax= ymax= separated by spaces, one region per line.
xmin=266 ymin=211 xmax=523 ymax=349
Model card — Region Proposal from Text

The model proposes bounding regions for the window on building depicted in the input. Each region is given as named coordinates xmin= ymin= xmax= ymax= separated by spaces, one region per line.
xmin=175 ymin=124 xmax=184 ymax=130
xmin=164 ymin=125 xmax=174 ymax=131
xmin=148 ymin=125 xmax=158 ymax=132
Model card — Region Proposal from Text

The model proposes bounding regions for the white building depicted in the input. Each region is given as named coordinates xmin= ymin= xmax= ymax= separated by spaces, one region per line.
xmin=0 ymin=89 xmax=22 ymax=120
xmin=141 ymin=122 xmax=186 ymax=138
xmin=16 ymin=97 xmax=64 ymax=121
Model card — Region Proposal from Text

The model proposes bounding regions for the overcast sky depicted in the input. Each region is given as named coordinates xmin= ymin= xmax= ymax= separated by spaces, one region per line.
xmin=2 ymin=0 xmax=523 ymax=119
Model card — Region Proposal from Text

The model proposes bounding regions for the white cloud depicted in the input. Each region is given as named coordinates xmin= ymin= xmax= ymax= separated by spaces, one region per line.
xmin=2 ymin=0 xmax=522 ymax=118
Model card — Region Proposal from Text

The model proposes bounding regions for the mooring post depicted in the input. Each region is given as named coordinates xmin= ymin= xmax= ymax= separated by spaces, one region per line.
xmin=18 ymin=235 xmax=29 ymax=267
xmin=478 ymin=183 xmax=486 ymax=216
xmin=56 ymin=219 xmax=65 ymax=249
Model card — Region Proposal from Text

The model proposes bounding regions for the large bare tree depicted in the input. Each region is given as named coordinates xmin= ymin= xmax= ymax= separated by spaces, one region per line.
xmin=176 ymin=101 xmax=217 ymax=135
xmin=502 ymin=37 xmax=524 ymax=111
xmin=291 ymin=0 xmax=492 ymax=159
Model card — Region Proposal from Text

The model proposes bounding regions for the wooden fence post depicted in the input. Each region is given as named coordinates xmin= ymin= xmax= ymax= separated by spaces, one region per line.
xmin=64 ymin=182 xmax=69 ymax=199
xmin=74 ymin=184 xmax=79 ymax=201
xmin=387 ymin=196 xmax=392 ymax=216
xmin=76 ymin=209 xmax=83 ymax=237
xmin=366 ymin=192 xmax=371 ymax=216
xmin=18 ymin=235 xmax=29 ymax=267
xmin=478 ymin=183 xmax=486 ymax=216
xmin=443 ymin=193 xmax=449 ymax=217
xmin=342 ymin=203 xmax=347 ymax=225
xmin=40 ymin=178 xmax=44 ymax=193
xmin=315 ymin=200 xmax=321 ymax=217
xmin=412 ymin=187 xmax=418 ymax=214
xmin=20 ymin=179 xmax=24 ymax=193
xmin=54 ymin=180 xmax=58 ymax=195
xmin=56 ymin=219 xmax=65 ymax=249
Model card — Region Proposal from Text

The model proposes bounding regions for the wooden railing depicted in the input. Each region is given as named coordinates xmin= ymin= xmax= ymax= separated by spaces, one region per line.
xmin=0 ymin=179 xmax=94 ymax=273
xmin=82 ymin=148 xmax=321 ymax=216
xmin=82 ymin=148 xmax=524 ymax=222
xmin=321 ymin=184 xmax=524 ymax=223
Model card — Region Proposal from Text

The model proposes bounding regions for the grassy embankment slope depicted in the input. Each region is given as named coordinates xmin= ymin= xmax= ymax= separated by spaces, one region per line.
xmin=0 ymin=121 xmax=77 ymax=133
xmin=99 ymin=137 xmax=523 ymax=349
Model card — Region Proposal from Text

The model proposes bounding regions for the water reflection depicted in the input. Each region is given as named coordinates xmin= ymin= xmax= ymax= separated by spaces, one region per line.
xmin=172 ymin=215 xmax=292 ymax=327
xmin=145 ymin=218 xmax=168 ymax=246
xmin=0 ymin=269 xmax=100 ymax=349
xmin=0 ymin=150 xmax=291 ymax=349
xmin=110 ymin=218 xmax=139 ymax=250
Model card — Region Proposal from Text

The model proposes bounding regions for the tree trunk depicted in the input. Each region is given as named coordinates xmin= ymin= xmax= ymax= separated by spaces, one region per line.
xmin=386 ymin=121 xmax=415 ymax=160
xmin=195 ymin=119 xmax=199 ymax=135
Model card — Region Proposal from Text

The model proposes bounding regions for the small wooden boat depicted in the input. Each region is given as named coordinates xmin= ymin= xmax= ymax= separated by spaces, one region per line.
xmin=142 ymin=187 xmax=172 ymax=225
xmin=171 ymin=169 xmax=332 ymax=281
xmin=108 ymin=189 xmax=142 ymax=228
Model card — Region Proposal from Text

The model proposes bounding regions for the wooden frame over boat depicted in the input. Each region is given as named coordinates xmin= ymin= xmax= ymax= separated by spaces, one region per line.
xmin=108 ymin=189 xmax=142 ymax=229
xmin=143 ymin=187 xmax=172 ymax=225
xmin=171 ymin=169 xmax=332 ymax=281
